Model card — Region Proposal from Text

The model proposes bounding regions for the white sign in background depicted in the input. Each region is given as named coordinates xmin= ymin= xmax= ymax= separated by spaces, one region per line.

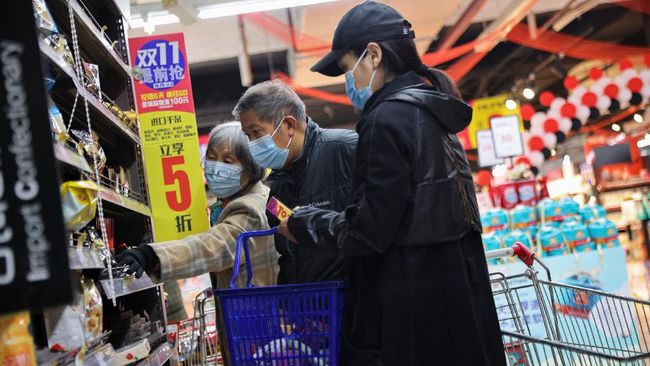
xmin=477 ymin=129 xmax=505 ymax=167
xmin=490 ymin=115 xmax=524 ymax=158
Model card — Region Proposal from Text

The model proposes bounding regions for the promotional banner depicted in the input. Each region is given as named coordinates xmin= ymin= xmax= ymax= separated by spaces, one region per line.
xmin=0 ymin=0 xmax=71 ymax=314
xmin=466 ymin=94 xmax=523 ymax=148
xmin=490 ymin=247 xmax=635 ymax=365
xmin=129 ymin=33 xmax=209 ymax=241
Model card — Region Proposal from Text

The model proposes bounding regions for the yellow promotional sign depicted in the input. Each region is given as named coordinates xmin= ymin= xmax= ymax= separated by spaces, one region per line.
xmin=130 ymin=33 xmax=209 ymax=241
xmin=467 ymin=94 xmax=523 ymax=148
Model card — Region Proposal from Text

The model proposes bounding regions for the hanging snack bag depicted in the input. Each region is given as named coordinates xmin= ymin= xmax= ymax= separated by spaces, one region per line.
xmin=82 ymin=277 xmax=103 ymax=339
xmin=33 ymin=0 xmax=58 ymax=35
xmin=61 ymin=181 xmax=98 ymax=232
xmin=48 ymin=96 xmax=69 ymax=142
xmin=71 ymin=129 xmax=107 ymax=173
xmin=0 ymin=312 xmax=37 ymax=366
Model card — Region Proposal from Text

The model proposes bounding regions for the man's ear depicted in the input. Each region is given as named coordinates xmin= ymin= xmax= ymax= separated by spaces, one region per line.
xmin=284 ymin=115 xmax=298 ymax=137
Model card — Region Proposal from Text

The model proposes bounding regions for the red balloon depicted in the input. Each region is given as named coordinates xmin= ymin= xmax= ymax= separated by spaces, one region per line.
xmin=543 ymin=118 xmax=559 ymax=133
xmin=619 ymin=59 xmax=633 ymax=71
xmin=520 ymin=103 xmax=535 ymax=120
xmin=604 ymin=84 xmax=620 ymax=98
xmin=581 ymin=92 xmax=598 ymax=107
xmin=476 ymin=170 xmax=492 ymax=187
xmin=560 ymin=103 xmax=577 ymax=118
xmin=645 ymin=53 xmax=650 ymax=68
xmin=589 ymin=67 xmax=603 ymax=81
xmin=516 ymin=156 xmax=531 ymax=167
xmin=529 ymin=136 xmax=545 ymax=151
xmin=539 ymin=91 xmax=555 ymax=107
xmin=563 ymin=76 xmax=579 ymax=90
xmin=628 ymin=77 xmax=643 ymax=93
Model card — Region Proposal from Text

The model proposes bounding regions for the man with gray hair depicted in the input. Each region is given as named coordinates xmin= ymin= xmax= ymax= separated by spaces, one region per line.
xmin=234 ymin=80 xmax=357 ymax=284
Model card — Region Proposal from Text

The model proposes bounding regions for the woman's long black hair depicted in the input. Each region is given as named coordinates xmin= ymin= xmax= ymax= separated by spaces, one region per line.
xmin=351 ymin=37 xmax=461 ymax=99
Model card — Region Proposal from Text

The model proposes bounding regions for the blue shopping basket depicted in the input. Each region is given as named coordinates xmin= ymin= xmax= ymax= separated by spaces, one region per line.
xmin=214 ymin=227 xmax=345 ymax=366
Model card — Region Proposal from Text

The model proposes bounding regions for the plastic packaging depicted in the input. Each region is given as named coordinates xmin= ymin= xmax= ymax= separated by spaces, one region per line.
xmin=0 ymin=312 xmax=36 ymax=365
xmin=60 ymin=181 xmax=98 ymax=232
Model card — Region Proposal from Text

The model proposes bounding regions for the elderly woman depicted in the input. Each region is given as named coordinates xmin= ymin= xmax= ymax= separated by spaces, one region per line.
xmin=116 ymin=121 xmax=278 ymax=289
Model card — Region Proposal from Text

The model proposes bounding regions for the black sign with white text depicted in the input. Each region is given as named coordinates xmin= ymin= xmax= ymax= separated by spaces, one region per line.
xmin=0 ymin=0 xmax=71 ymax=314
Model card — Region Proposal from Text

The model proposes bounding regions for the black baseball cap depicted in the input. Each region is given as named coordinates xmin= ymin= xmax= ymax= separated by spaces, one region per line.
xmin=311 ymin=1 xmax=415 ymax=77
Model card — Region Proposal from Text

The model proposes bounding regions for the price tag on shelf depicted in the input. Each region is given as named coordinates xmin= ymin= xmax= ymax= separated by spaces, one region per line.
xmin=129 ymin=33 xmax=209 ymax=241
xmin=490 ymin=115 xmax=524 ymax=159
xmin=476 ymin=130 xmax=504 ymax=167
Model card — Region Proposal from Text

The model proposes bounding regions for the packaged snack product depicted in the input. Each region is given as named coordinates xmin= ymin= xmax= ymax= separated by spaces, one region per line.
xmin=60 ymin=181 xmax=98 ymax=232
xmin=71 ymin=129 xmax=107 ymax=173
xmin=0 ymin=312 xmax=37 ymax=366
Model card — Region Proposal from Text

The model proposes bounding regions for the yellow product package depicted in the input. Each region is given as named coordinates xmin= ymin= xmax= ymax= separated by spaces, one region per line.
xmin=61 ymin=181 xmax=98 ymax=232
xmin=0 ymin=312 xmax=37 ymax=366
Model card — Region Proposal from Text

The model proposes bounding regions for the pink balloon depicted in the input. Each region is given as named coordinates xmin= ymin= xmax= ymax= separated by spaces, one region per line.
xmin=530 ymin=112 xmax=547 ymax=128
xmin=577 ymin=105 xmax=590 ymax=124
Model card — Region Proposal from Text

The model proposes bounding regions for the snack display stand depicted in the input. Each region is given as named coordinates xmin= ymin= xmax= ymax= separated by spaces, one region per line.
xmin=28 ymin=0 xmax=175 ymax=364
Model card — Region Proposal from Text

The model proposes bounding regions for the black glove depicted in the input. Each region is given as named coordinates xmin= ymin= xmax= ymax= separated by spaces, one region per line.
xmin=115 ymin=245 xmax=158 ymax=279
xmin=287 ymin=207 xmax=348 ymax=252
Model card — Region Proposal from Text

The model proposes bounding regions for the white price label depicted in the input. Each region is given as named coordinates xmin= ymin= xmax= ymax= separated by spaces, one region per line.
xmin=477 ymin=130 xmax=504 ymax=167
xmin=490 ymin=115 xmax=524 ymax=158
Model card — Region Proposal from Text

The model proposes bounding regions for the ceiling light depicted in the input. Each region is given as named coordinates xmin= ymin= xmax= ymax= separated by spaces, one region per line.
xmin=634 ymin=113 xmax=644 ymax=123
xmin=522 ymin=87 xmax=535 ymax=100
xmin=611 ymin=123 xmax=621 ymax=132
xmin=505 ymin=99 xmax=517 ymax=110
xmin=198 ymin=0 xmax=341 ymax=19
xmin=551 ymin=149 xmax=557 ymax=157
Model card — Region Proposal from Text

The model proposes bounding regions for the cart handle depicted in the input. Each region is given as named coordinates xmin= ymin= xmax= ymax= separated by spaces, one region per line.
xmin=230 ymin=227 xmax=278 ymax=289
xmin=485 ymin=242 xmax=535 ymax=267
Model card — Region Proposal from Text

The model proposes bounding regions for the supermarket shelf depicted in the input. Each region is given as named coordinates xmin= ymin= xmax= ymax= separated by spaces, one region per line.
xmin=599 ymin=179 xmax=650 ymax=193
xmin=53 ymin=141 xmax=92 ymax=173
xmin=72 ymin=180 xmax=151 ymax=216
xmin=68 ymin=247 xmax=104 ymax=270
xmin=39 ymin=39 xmax=140 ymax=144
xmin=100 ymin=274 xmax=159 ymax=300
xmin=68 ymin=0 xmax=130 ymax=75
xmin=136 ymin=342 xmax=174 ymax=366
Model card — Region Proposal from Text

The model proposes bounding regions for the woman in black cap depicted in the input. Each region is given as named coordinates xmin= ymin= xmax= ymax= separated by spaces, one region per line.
xmin=278 ymin=1 xmax=506 ymax=365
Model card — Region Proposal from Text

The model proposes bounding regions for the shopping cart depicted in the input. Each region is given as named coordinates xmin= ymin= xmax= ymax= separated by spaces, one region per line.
xmin=177 ymin=288 xmax=220 ymax=365
xmin=214 ymin=228 xmax=345 ymax=366
xmin=487 ymin=243 xmax=650 ymax=365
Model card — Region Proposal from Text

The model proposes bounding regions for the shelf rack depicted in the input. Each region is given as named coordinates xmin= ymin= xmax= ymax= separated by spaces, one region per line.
xmin=34 ymin=0 xmax=168 ymax=364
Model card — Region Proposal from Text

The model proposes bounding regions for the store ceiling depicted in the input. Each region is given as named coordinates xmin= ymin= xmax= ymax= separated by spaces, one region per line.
xmin=127 ymin=0 xmax=649 ymax=134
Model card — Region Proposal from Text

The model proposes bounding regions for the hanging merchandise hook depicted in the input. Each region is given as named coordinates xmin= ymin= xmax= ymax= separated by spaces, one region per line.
xmin=68 ymin=0 xmax=116 ymax=306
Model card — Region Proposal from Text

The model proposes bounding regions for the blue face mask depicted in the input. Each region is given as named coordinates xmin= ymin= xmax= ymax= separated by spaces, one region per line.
xmin=248 ymin=119 xmax=293 ymax=170
xmin=203 ymin=160 xmax=242 ymax=198
xmin=345 ymin=48 xmax=377 ymax=111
